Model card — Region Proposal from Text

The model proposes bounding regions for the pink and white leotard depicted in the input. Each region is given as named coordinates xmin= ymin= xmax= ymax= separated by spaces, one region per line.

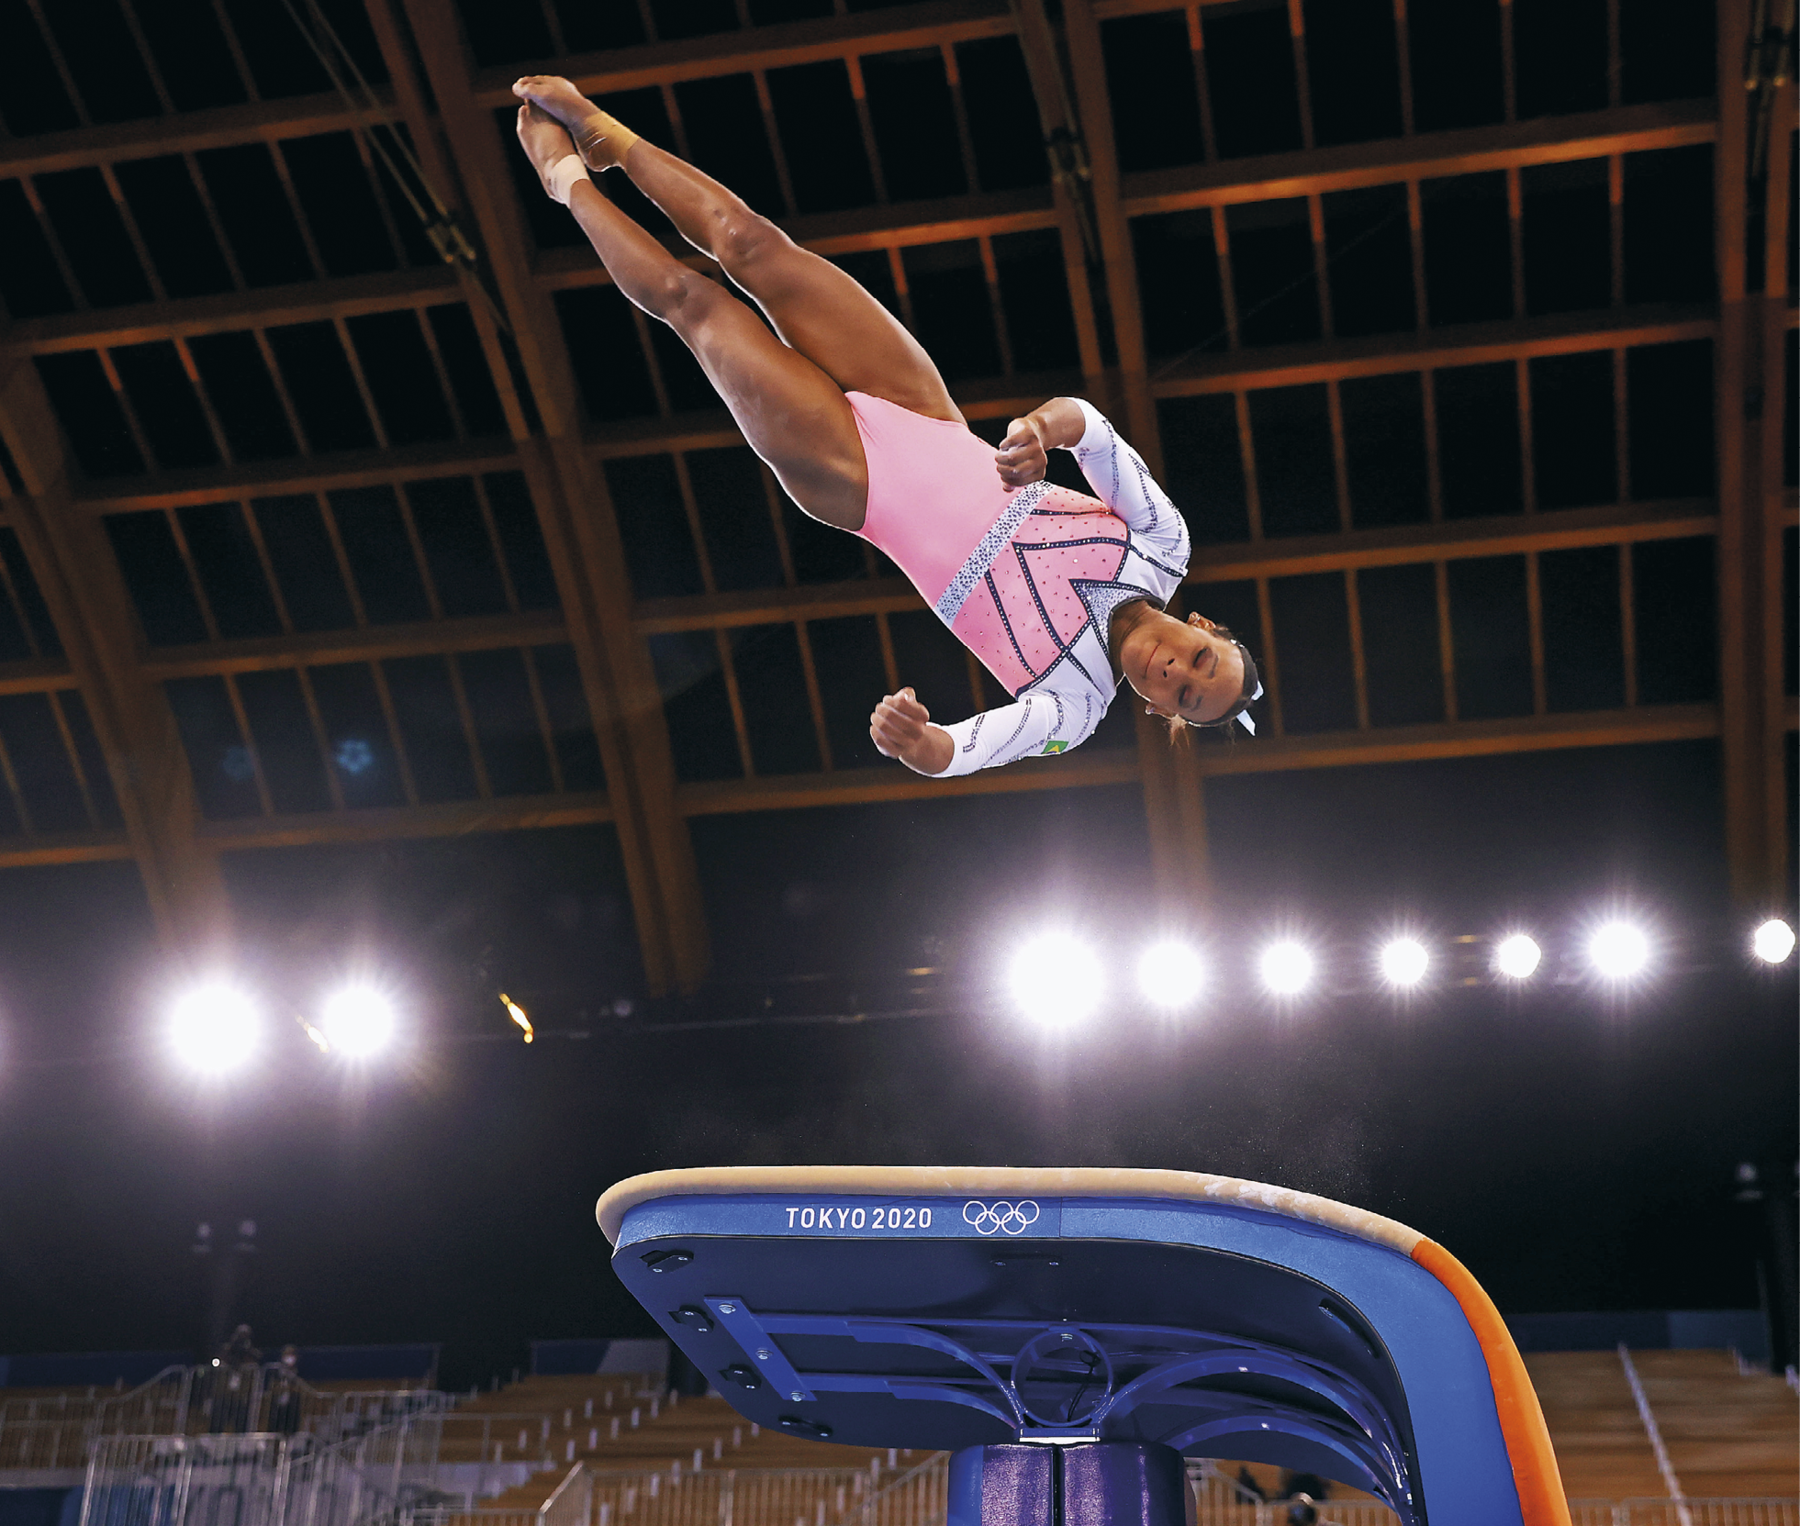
xmin=848 ymin=393 xmax=1191 ymax=776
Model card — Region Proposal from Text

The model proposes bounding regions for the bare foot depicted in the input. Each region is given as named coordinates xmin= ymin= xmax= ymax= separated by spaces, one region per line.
xmin=515 ymin=104 xmax=578 ymax=197
xmin=512 ymin=75 xmax=634 ymax=170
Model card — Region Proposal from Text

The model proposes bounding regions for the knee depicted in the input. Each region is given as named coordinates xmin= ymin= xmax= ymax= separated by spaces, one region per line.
xmin=711 ymin=211 xmax=790 ymax=275
xmin=646 ymin=266 xmax=720 ymax=324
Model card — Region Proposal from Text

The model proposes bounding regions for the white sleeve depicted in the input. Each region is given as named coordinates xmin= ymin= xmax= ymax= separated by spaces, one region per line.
xmin=1068 ymin=398 xmax=1191 ymax=569
xmin=933 ymin=687 xmax=1101 ymax=777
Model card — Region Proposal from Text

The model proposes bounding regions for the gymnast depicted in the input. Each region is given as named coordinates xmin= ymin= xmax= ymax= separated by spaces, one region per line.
xmin=512 ymin=79 xmax=1261 ymax=776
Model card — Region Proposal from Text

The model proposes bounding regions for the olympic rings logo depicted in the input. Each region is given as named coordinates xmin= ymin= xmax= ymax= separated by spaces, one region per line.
xmin=962 ymin=1199 xmax=1041 ymax=1236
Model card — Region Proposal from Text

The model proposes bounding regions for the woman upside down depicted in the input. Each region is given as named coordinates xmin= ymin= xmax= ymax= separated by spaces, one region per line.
xmin=511 ymin=77 xmax=1261 ymax=777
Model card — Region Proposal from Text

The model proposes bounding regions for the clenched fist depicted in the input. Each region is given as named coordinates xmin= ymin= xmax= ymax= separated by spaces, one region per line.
xmin=869 ymin=687 xmax=953 ymax=776
xmin=995 ymin=417 xmax=1048 ymax=488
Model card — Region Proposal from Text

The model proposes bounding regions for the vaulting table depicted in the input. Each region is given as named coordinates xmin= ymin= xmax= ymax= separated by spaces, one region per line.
xmin=596 ymin=1167 xmax=1571 ymax=1526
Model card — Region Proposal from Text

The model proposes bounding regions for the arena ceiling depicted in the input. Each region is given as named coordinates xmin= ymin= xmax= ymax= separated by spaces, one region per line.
xmin=0 ymin=0 xmax=1790 ymax=995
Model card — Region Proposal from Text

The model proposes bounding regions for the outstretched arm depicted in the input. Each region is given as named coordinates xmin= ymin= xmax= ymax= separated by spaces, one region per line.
xmin=871 ymin=685 xmax=1097 ymax=776
xmin=869 ymin=688 xmax=954 ymax=775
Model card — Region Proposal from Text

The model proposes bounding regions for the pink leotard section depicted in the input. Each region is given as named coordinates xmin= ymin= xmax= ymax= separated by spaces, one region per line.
xmin=847 ymin=390 xmax=1123 ymax=694
xmin=847 ymin=391 xmax=1011 ymax=607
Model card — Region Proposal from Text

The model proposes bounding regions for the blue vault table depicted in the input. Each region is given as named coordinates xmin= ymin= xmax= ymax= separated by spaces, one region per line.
xmin=596 ymin=1167 xmax=1570 ymax=1526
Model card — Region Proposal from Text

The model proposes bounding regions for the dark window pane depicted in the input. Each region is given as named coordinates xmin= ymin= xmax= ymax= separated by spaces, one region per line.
xmin=1540 ymin=545 xmax=1625 ymax=712
xmin=0 ymin=0 xmax=81 ymax=134
xmin=0 ymin=692 xmax=89 ymax=830
xmin=783 ymin=493 xmax=866 ymax=584
xmin=1435 ymin=363 xmax=1522 ymax=519
xmin=1104 ymin=12 xmax=1204 ymax=172
xmin=236 ymin=669 xmax=330 ymax=814
xmin=1323 ymin=184 xmax=1415 ymax=337
xmin=1621 ymin=0 xmax=1715 ymax=103
xmin=1157 ymin=394 xmax=1249 ymax=544
xmin=195 ymin=145 xmax=314 ymax=287
xmin=35 ymin=169 xmax=153 ymax=307
xmin=1269 ymin=573 xmax=1357 ymax=733
xmin=1522 ymin=159 xmax=1611 ymax=314
xmin=675 ymin=74 xmax=786 ymax=215
xmin=604 ymin=454 xmax=705 ymax=599
xmin=58 ymin=692 xmax=121 ymax=826
xmin=382 ymin=655 xmax=479 ymax=801
xmin=646 ymin=0 xmax=735 ymax=39
xmin=459 ymin=647 xmax=554 ymax=796
xmin=425 ymin=305 xmax=507 ymax=438
xmin=0 ymin=530 xmax=60 ymax=656
xmin=134 ymin=0 xmax=247 ymax=112
xmin=1409 ymin=0 xmax=1504 ymax=131
xmin=1206 ymin=3 xmax=1303 ymax=158
xmin=455 ymin=0 xmax=553 ymax=64
xmin=329 ymin=485 xmax=431 ymax=623
xmin=408 ymin=477 xmax=509 ymax=618
xmin=112 ymin=342 xmax=219 ymax=471
xmin=1421 ymin=172 xmax=1512 ymax=325
xmin=307 ymin=662 xmax=405 ymax=808
xmin=688 ymin=447 xmax=783 ymax=592
xmin=280 ymin=133 xmax=397 ymax=278
xmin=1342 ymin=372 xmax=1429 ymax=528
xmin=995 ymin=229 xmax=1080 ymax=374
xmin=265 ymin=323 xmax=377 ymax=453
xmin=956 ymin=37 xmax=1047 ymax=193
xmin=104 ymin=513 xmax=208 ymax=645
xmin=1632 ymin=537 xmax=1716 ymax=704
xmin=1134 ymin=211 xmax=1228 ymax=361
xmin=35 ymin=353 xmax=144 ymax=478
xmin=530 ymin=644 xmax=605 ymax=792
xmin=344 ymin=311 xmax=456 ymax=446
xmin=188 ymin=333 xmax=298 ymax=461
xmin=556 ymin=286 xmax=657 ymax=423
xmin=42 ymin=0 xmax=159 ymax=120
xmin=905 ymin=241 xmax=1002 ymax=382
xmin=766 ymin=61 xmax=877 ymax=214
xmin=1248 ymin=384 xmax=1337 ymax=537
xmin=864 ymin=48 xmax=967 ymax=201
xmin=890 ymin=608 xmax=975 ymax=732
xmin=731 ymin=623 xmax=821 ymax=776
xmin=1531 ymin=351 xmax=1617 ymax=510
xmin=1628 ymin=340 xmax=1713 ymax=500
xmin=1515 ymin=0 xmax=1608 ymax=118
xmin=164 ymin=675 xmax=260 ymax=818
xmin=253 ymin=496 xmax=357 ymax=632
xmin=1624 ymin=146 xmax=1715 ymax=305
xmin=484 ymin=472 xmax=560 ymax=611
xmin=176 ymin=503 xmax=281 ymax=639
xmin=809 ymin=614 xmax=889 ymax=769
xmin=1228 ymin=200 xmax=1320 ymax=347
xmin=1304 ymin=0 xmax=1404 ymax=146
xmin=113 ymin=157 xmax=234 ymax=298
xmin=0 ymin=180 xmax=74 ymax=317
xmin=1448 ymin=555 xmax=1533 ymax=719
xmin=1359 ymin=562 xmax=1444 ymax=727
xmin=649 ymin=630 xmax=741 ymax=781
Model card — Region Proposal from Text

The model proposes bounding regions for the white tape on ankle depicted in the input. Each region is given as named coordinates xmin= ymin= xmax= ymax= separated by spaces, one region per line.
xmin=547 ymin=154 xmax=590 ymax=206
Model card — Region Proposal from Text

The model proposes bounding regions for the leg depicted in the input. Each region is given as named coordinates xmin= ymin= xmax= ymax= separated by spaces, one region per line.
xmin=517 ymin=107 xmax=868 ymax=530
xmin=514 ymin=76 xmax=960 ymax=424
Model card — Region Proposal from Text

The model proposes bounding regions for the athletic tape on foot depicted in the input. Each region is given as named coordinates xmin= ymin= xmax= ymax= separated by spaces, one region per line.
xmin=547 ymin=154 xmax=591 ymax=206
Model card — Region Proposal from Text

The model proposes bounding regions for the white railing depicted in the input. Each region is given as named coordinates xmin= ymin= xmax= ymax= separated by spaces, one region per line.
xmin=76 ymin=1413 xmax=443 ymax=1526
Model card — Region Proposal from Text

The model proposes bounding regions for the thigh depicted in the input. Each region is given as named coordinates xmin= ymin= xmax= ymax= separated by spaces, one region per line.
xmin=673 ymin=276 xmax=871 ymax=531
xmin=730 ymin=234 xmax=962 ymax=424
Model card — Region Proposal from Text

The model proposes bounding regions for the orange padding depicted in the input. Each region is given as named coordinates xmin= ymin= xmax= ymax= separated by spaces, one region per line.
xmin=1410 ymin=1238 xmax=1572 ymax=1526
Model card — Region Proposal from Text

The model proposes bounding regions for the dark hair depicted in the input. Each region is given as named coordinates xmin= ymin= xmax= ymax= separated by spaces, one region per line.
xmin=1163 ymin=622 xmax=1260 ymax=739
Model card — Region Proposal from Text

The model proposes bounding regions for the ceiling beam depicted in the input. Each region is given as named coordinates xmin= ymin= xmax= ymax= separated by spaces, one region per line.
xmin=198 ymin=791 xmax=611 ymax=851
xmin=0 ymin=355 xmax=231 ymax=955
xmin=1712 ymin=0 xmax=1791 ymax=908
xmin=393 ymin=0 xmax=711 ymax=993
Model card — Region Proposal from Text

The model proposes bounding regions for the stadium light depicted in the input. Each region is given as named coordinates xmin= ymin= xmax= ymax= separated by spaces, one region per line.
xmin=1752 ymin=918 xmax=1796 ymax=965
xmin=1587 ymin=921 xmax=1650 ymax=981
xmin=170 ymin=983 xmax=260 ymax=1074
xmin=1009 ymin=934 xmax=1102 ymax=1027
xmin=1378 ymin=938 xmax=1429 ymax=988
xmin=318 ymin=986 xmax=397 ymax=1058
xmin=1259 ymin=940 xmax=1314 ymax=996
xmin=1493 ymin=934 xmax=1542 ymax=980
xmin=1137 ymin=942 xmax=1206 ymax=1009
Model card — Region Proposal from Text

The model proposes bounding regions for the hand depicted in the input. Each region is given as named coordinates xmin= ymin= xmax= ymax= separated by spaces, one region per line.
xmin=870 ymin=687 xmax=931 ymax=759
xmin=995 ymin=417 xmax=1048 ymax=488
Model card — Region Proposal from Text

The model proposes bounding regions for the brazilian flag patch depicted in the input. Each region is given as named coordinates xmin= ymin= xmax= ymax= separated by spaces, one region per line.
xmin=1041 ymin=739 xmax=1068 ymax=754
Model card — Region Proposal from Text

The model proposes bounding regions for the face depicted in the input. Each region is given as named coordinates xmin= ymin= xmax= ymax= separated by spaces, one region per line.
xmin=1119 ymin=610 xmax=1245 ymax=723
